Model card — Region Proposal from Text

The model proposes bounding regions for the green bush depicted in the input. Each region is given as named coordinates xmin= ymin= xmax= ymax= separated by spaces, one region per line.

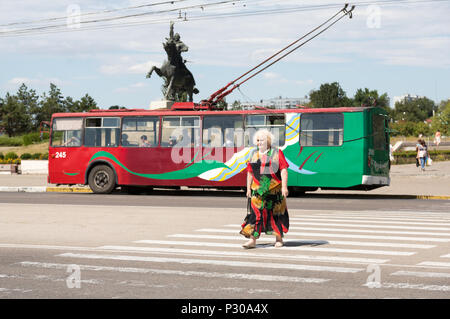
xmin=389 ymin=121 xmax=432 ymax=137
xmin=393 ymin=149 xmax=450 ymax=164
xmin=31 ymin=153 xmax=42 ymax=160
xmin=0 ymin=136 xmax=23 ymax=146
xmin=0 ymin=153 xmax=3 ymax=160
xmin=4 ymin=152 xmax=18 ymax=160
xmin=40 ymin=153 xmax=49 ymax=160
xmin=23 ymin=132 xmax=45 ymax=146
xmin=20 ymin=153 xmax=33 ymax=160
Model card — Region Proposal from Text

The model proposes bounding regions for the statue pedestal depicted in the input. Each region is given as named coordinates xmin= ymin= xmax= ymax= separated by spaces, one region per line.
xmin=150 ymin=100 xmax=174 ymax=110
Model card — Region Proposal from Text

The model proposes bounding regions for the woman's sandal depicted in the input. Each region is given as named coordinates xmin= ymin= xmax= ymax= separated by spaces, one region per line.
xmin=242 ymin=240 xmax=256 ymax=249
xmin=274 ymin=241 xmax=284 ymax=248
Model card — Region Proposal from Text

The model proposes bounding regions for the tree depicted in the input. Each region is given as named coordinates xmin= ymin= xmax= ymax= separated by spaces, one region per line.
xmin=353 ymin=88 xmax=390 ymax=110
xmin=216 ymin=99 xmax=228 ymax=110
xmin=16 ymin=84 xmax=39 ymax=130
xmin=231 ymin=100 xmax=242 ymax=110
xmin=35 ymin=83 xmax=66 ymax=125
xmin=309 ymin=82 xmax=352 ymax=108
xmin=109 ymin=105 xmax=126 ymax=110
xmin=431 ymin=99 xmax=450 ymax=135
xmin=78 ymin=94 xmax=98 ymax=112
xmin=0 ymin=93 xmax=31 ymax=137
xmin=392 ymin=97 xmax=435 ymax=122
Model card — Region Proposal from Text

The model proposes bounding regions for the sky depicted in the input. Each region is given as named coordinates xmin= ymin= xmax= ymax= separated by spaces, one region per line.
xmin=0 ymin=0 xmax=449 ymax=109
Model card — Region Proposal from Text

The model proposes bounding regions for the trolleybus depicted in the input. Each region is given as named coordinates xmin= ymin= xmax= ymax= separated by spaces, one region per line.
xmin=48 ymin=103 xmax=390 ymax=194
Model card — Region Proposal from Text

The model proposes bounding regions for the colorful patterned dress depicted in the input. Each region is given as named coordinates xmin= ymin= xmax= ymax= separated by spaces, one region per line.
xmin=240 ymin=147 xmax=289 ymax=239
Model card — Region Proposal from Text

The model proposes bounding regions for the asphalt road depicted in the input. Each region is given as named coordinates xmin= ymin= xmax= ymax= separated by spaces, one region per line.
xmin=0 ymin=192 xmax=449 ymax=303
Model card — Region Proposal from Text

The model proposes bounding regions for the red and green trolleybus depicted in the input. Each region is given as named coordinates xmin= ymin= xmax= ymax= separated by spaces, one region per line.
xmin=48 ymin=103 xmax=390 ymax=194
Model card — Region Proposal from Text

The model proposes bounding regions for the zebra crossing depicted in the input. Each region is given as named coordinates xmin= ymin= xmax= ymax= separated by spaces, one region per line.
xmin=4 ymin=208 xmax=450 ymax=297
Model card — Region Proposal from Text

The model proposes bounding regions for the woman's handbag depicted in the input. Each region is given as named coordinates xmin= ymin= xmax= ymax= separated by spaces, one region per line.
xmin=427 ymin=157 xmax=432 ymax=166
xmin=416 ymin=158 xmax=420 ymax=167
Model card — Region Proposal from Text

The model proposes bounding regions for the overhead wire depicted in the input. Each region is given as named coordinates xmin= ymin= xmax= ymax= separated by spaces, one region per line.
xmin=0 ymin=0 xmax=243 ymax=37
xmin=0 ymin=0 xmax=192 ymax=27
xmin=0 ymin=0 xmax=448 ymax=38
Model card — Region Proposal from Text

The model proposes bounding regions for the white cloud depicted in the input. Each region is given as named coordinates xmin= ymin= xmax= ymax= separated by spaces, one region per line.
xmin=115 ymin=81 xmax=150 ymax=93
xmin=296 ymin=79 xmax=314 ymax=86
xmin=99 ymin=56 xmax=160 ymax=75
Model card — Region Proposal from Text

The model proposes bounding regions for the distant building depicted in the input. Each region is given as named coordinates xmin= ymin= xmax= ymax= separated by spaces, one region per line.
xmin=240 ymin=96 xmax=310 ymax=110
xmin=393 ymin=94 xmax=423 ymax=106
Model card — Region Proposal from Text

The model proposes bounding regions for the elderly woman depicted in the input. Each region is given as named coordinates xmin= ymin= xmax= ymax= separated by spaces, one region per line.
xmin=240 ymin=129 xmax=289 ymax=249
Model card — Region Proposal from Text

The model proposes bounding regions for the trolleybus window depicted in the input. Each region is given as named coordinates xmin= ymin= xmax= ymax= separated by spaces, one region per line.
xmin=300 ymin=113 xmax=343 ymax=146
xmin=51 ymin=117 xmax=83 ymax=147
xmin=122 ymin=116 xmax=159 ymax=147
xmin=84 ymin=117 xmax=120 ymax=147
xmin=373 ymin=114 xmax=388 ymax=151
xmin=203 ymin=115 xmax=244 ymax=147
xmin=245 ymin=114 xmax=285 ymax=147
xmin=161 ymin=116 xmax=200 ymax=147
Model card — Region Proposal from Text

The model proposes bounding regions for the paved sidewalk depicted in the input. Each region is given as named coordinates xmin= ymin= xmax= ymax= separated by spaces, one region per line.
xmin=315 ymin=160 xmax=450 ymax=198
xmin=0 ymin=161 xmax=449 ymax=198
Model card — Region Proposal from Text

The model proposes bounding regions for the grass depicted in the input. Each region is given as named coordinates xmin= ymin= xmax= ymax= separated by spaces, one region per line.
xmin=0 ymin=142 xmax=49 ymax=156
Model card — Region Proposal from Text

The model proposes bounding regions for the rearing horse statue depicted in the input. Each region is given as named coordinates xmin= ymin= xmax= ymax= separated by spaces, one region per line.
xmin=146 ymin=22 xmax=199 ymax=102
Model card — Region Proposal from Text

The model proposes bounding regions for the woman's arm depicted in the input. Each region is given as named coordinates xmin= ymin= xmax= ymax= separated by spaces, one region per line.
xmin=247 ymin=171 xmax=253 ymax=198
xmin=281 ymin=168 xmax=288 ymax=198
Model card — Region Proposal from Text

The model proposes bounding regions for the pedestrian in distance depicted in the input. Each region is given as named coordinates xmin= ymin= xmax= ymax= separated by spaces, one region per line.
xmin=434 ymin=130 xmax=441 ymax=147
xmin=240 ymin=129 xmax=290 ymax=249
xmin=416 ymin=139 xmax=428 ymax=172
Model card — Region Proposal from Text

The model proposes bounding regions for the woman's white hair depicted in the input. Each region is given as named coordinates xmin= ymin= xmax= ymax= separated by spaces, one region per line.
xmin=253 ymin=129 xmax=275 ymax=147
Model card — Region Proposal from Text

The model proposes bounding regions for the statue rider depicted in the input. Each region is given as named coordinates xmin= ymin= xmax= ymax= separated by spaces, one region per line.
xmin=147 ymin=22 xmax=199 ymax=102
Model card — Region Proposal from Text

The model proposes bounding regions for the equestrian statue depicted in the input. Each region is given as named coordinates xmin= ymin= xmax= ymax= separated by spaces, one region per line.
xmin=146 ymin=22 xmax=199 ymax=102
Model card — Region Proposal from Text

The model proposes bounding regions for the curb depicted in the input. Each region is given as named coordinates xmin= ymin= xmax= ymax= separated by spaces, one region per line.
xmin=0 ymin=186 xmax=91 ymax=193
xmin=46 ymin=187 xmax=92 ymax=193
xmin=0 ymin=186 xmax=448 ymax=200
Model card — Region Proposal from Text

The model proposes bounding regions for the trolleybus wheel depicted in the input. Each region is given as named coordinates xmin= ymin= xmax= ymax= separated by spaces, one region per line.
xmin=88 ymin=165 xmax=116 ymax=194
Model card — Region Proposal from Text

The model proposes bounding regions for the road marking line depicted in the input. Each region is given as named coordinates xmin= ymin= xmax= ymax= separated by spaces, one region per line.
xmin=196 ymin=228 xmax=450 ymax=242
xmin=290 ymin=217 xmax=450 ymax=226
xmin=287 ymin=227 xmax=450 ymax=237
xmin=417 ymin=261 xmax=450 ymax=267
xmin=0 ymin=287 xmax=33 ymax=294
xmin=18 ymin=261 xmax=329 ymax=284
xmin=97 ymin=245 xmax=389 ymax=264
xmin=318 ymin=210 xmax=450 ymax=218
xmin=362 ymin=282 xmax=450 ymax=292
xmin=391 ymin=271 xmax=450 ymax=278
xmin=288 ymin=222 xmax=450 ymax=231
xmin=224 ymin=224 xmax=450 ymax=236
xmin=301 ymin=213 xmax=450 ymax=220
xmin=167 ymin=234 xmax=435 ymax=249
xmin=132 ymin=239 xmax=414 ymax=256
xmin=57 ymin=252 xmax=364 ymax=273
xmin=440 ymin=254 xmax=450 ymax=258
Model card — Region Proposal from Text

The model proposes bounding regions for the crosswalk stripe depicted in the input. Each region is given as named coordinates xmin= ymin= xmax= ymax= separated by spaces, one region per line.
xmin=417 ymin=261 xmax=450 ymax=267
xmin=290 ymin=217 xmax=450 ymax=226
xmin=289 ymin=222 xmax=450 ymax=231
xmin=167 ymin=234 xmax=436 ymax=249
xmin=18 ymin=261 xmax=329 ymax=284
xmin=132 ymin=239 xmax=415 ymax=256
xmin=391 ymin=271 xmax=450 ymax=279
xmin=316 ymin=211 xmax=450 ymax=218
xmin=286 ymin=226 xmax=450 ymax=237
xmin=362 ymin=282 xmax=450 ymax=292
xmin=440 ymin=254 xmax=450 ymax=258
xmin=57 ymin=252 xmax=364 ymax=273
xmin=96 ymin=245 xmax=390 ymax=264
xmin=196 ymin=228 xmax=450 ymax=242
xmin=288 ymin=209 xmax=450 ymax=216
xmin=224 ymin=224 xmax=450 ymax=236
